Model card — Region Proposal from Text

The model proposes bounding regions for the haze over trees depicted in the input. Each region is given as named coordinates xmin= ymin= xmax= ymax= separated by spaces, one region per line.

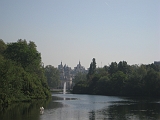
xmin=73 ymin=58 xmax=160 ymax=97
xmin=0 ymin=39 xmax=51 ymax=106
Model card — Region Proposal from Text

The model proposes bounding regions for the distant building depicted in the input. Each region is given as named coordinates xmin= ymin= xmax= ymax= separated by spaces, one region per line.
xmin=154 ymin=61 xmax=160 ymax=66
xmin=57 ymin=61 xmax=87 ymax=90
xmin=73 ymin=61 xmax=87 ymax=75
xmin=58 ymin=62 xmax=72 ymax=90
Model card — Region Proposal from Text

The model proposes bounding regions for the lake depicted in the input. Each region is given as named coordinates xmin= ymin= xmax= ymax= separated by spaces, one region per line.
xmin=0 ymin=93 xmax=160 ymax=120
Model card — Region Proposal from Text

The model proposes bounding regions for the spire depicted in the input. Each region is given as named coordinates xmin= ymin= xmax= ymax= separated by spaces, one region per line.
xmin=60 ymin=61 xmax=63 ymax=68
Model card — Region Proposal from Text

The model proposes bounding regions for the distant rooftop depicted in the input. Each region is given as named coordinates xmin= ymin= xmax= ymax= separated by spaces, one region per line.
xmin=154 ymin=61 xmax=160 ymax=65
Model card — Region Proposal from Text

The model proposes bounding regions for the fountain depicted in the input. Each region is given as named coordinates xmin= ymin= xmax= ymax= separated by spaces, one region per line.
xmin=63 ymin=82 xmax=66 ymax=94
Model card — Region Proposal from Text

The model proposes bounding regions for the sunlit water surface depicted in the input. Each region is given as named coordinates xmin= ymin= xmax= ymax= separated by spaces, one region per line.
xmin=1 ymin=93 xmax=160 ymax=120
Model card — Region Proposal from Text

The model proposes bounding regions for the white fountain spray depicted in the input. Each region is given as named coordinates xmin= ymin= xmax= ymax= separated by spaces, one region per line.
xmin=63 ymin=82 xmax=66 ymax=94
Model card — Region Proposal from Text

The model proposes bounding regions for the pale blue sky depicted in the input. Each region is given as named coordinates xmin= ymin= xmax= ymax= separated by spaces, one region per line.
xmin=0 ymin=0 xmax=160 ymax=68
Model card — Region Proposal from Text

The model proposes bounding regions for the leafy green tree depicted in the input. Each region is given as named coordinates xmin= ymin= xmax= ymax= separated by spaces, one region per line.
xmin=146 ymin=63 xmax=160 ymax=72
xmin=108 ymin=62 xmax=118 ymax=75
xmin=87 ymin=58 xmax=96 ymax=80
xmin=0 ymin=39 xmax=7 ymax=54
xmin=95 ymin=76 xmax=110 ymax=95
xmin=73 ymin=72 xmax=87 ymax=84
xmin=96 ymin=67 xmax=108 ymax=77
xmin=73 ymin=59 xmax=160 ymax=97
xmin=92 ymin=58 xmax=96 ymax=72
xmin=45 ymin=65 xmax=60 ymax=88
xmin=0 ymin=39 xmax=51 ymax=106
xmin=88 ymin=75 xmax=100 ymax=94
xmin=72 ymin=81 xmax=88 ymax=94
xmin=125 ymin=71 xmax=144 ymax=96
xmin=110 ymin=71 xmax=127 ymax=95
xmin=0 ymin=59 xmax=26 ymax=103
xmin=104 ymin=65 xmax=109 ymax=72
xmin=144 ymin=69 xmax=160 ymax=96
xmin=118 ymin=61 xmax=128 ymax=74
xmin=4 ymin=39 xmax=41 ymax=70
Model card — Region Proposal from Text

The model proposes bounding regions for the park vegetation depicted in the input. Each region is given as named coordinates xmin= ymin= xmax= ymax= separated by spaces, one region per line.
xmin=44 ymin=65 xmax=60 ymax=89
xmin=0 ymin=39 xmax=51 ymax=107
xmin=73 ymin=58 xmax=160 ymax=97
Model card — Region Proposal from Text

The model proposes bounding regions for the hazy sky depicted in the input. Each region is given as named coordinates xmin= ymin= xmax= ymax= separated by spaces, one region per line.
xmin=0 ymin=0 xmax=160 ymax=68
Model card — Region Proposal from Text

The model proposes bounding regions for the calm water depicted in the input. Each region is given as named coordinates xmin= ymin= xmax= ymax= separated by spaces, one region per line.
xmin=0 ymin=93 xmax=160 ymax=120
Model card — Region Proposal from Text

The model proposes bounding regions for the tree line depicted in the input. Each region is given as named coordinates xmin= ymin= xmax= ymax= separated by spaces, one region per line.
xmin=72 ymin=58 xmax=160 ymax=97
xmin=0 ymin=39 xmax=51 ymax=107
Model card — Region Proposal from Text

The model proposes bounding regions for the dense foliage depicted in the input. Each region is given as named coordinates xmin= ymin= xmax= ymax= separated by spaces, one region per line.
xmin=0 ymin=39 xmax=51 ymax=106
xmin=73 ymin=72 xmax=87 ymax=84
xmin=44 ymin=65 xmax=60 ymax=88
xmin=73 ymin=58 xmax=160 ymax=97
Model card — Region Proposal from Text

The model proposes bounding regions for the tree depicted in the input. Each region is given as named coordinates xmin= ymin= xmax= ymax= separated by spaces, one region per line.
xmin=4 ymin=39 xmax=41 ymax=70
xmin=88 ymin=74 xmax=100 ymax=94
xmin=146 ymin=63 xmax=160 ymax=72
xmin=0 ymin=39 xmax=7 ymax=54
xmin=45 ymin=65 xmax=60 ymax=88
xmin=0 ymin=39 xmax=51 ymax=106
xmin=96 ymin=67 xmax=108 ymax=77
xmin=73 ymin=59 xmax=160 ymax=97
xmin=110 ymin=71 xmax=127 ymax=95
xmin=87 ymin=58 xmax=96 ymax=80
xmin=92 ymin=58 xmax=96 ymax=72
xmin=95 ymin=76 xmax=110 ymax=95
xmin=144 ymin=69 xmax=160 ymax=96
xmin=104 ymin=65 xmax=109 ymax=72
xmin=73 ymin=72 xmax=87 ymax=84
xmin=118 ymin=61 xmax=128 ymax=74
xmin=72 ymin=80 xmax=88 ymax=94
xmin=125 ymin=71 xmax=144 ymax=96
xmin=108 ymin=62 xmax=118 ymax=75
xmin=0 ymin=59 xmax=25 ymax=103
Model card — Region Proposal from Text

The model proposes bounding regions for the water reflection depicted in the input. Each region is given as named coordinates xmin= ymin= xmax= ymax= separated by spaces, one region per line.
xmin=50 ymin=94 xmax=160 ymax=120
xmin=0 ymin=99 xmax=51 ymax=120
xmin=89 ymin=100 xmax=160 ymax=120
xmin=0 ymin=94 xmax=160 ymax=120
